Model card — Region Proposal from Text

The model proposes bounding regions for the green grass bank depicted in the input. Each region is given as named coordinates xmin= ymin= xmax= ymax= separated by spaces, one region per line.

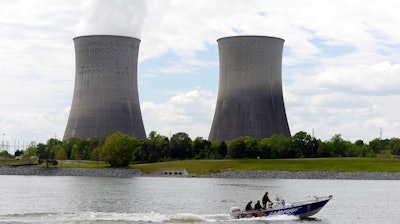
xmin=130 ymin=157 xmax=400 ymax=175
xmin=2 ymin=157 xmax=400 ymax=176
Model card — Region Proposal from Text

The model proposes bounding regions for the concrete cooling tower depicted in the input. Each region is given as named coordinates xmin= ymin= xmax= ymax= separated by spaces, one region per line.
xmin=63 ymin=35 xmax=146 ymax=140
xmin=209 ymin=35 xmax=291 ymax=141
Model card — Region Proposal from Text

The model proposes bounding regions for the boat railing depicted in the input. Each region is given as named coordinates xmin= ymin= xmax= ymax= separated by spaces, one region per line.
xmin=289 ymin=195 xmax=332 ymax=207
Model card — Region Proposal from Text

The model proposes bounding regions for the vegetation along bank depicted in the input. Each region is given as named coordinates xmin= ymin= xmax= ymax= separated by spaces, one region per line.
xmin=2 ymin=130 xmax=400 ymax=168
xmin=1 ymin=130 xmax=400 ymax=181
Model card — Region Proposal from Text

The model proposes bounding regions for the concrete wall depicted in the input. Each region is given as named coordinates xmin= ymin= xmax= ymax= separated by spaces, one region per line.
xmin=63 ymin=35 xmax=146 ymax=140
xmin=209 ymin=36 xmax=290 ymax=141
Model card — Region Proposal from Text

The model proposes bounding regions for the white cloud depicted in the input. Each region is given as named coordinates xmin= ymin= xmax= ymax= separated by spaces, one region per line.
xmin=285 ymin=61 xmax=400 ymax=141
xmin=0 ymin=0 xmax=80 ymax=148
xmin=141 ymin=88 xmax=216 ymax=139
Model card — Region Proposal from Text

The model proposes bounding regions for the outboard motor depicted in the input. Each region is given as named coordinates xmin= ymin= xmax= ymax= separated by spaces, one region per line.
xmin=229 ymin=206 xmax=241 ymax=219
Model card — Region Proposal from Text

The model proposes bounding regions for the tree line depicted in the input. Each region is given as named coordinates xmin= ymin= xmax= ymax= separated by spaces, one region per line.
xmin=8 ymin=131 xmax=400 ymax=167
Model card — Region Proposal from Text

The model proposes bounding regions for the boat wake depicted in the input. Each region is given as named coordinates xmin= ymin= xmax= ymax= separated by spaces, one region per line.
xmin=0 ymin=212 xmax=299 ymax=223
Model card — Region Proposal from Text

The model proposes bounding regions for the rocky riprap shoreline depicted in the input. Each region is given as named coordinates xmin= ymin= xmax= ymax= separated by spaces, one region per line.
xmin=202 ymin=170 xmax=400 ymax=180
xmin=0 ymin=166 xmax=145 ymax=178
xmin=1 ymin=166 xmax=399 ymax=180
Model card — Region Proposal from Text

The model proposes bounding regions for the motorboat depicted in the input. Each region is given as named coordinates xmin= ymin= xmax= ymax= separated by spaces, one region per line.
xmin=230 ymin=195 xmax=332 ymax=219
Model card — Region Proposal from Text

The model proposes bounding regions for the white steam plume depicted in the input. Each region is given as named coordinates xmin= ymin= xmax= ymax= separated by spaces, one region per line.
xmin=75 ymin=0 xmax=147 ymax=38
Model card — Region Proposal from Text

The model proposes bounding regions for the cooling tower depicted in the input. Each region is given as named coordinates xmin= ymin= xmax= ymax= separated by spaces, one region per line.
xmin=209 ymin=35 xmax=291 ymax=141
xmin=63 ymin=35 xmax=146 ymax=140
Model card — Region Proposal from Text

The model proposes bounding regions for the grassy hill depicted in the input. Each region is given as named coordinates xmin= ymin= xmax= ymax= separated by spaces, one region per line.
xmin=130 ymin=157 xmax=400 ymax=175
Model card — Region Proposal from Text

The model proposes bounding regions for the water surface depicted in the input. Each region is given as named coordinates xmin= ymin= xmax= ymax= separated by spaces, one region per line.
xmin=0 ymin=176 xmax=399 ymax=223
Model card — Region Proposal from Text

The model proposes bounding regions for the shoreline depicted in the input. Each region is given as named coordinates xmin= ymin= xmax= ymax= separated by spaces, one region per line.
xmin=1 ymin=166 xmax=400 ymax=180
xmin=202 ymin=170 xmax=400 ymax=180
xmin=0 ymin=166 xmax=145 ymax=178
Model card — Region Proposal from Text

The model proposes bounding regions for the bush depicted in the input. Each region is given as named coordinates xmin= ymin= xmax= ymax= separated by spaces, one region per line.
xmin=101 ymin=132 xmax=139 ymax=167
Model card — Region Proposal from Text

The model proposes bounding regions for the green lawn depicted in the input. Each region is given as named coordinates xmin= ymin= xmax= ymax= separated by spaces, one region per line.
xmin=0 ymin=159 xmax=108 ymax=168
xmin=130 ymin=157 xmax=400 ymax=175
xmin=3 ymin=157 xmax=400 ymax=175
xmin=53 ymin=161 xmax=109 ymax=168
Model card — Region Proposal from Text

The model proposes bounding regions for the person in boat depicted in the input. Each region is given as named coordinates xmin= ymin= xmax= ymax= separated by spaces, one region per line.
xmin=262 ymin=191 xmax=273 ymax=209
xmin=254 ymin=200 xmax=262 ymax=210
xmin=245 ymin=201 xmax=253 ymax=211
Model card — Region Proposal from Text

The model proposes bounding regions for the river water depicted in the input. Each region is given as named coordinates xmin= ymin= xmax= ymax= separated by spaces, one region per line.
xmin=0 ymin=175 xmax=399 ymax=223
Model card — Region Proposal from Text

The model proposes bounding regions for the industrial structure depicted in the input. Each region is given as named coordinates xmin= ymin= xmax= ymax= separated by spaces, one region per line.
xmin=63 ymin=35 xmax=146 ymax=140
xmin=209 ymin=35 xmax=291 ymax=141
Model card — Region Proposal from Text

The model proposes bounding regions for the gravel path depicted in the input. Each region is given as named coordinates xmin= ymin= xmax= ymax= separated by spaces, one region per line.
xmin=1 ymin=166 xmax=399 ymax=180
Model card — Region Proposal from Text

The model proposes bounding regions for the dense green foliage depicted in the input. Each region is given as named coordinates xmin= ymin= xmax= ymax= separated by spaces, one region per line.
xmin=0 ymin=150 xmax=13 ymax=158
xmin=101 ymin=132 xmax=140 ymax=167
xmin=9 ymin=130 xmax=400 ymax=167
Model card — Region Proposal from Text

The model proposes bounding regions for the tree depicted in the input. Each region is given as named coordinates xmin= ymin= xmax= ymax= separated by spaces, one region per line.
xmin=330 ymin=134 xmax=348 ymax=157
xmin=227 ymin=138 xmax=243 ymax=159
xmin=77 ymin=137 xmax=100 ymax=160
xmin=90 ymin=146 xmax=104 ymax=167
xmin=101 ymin=132 xmax=140 ymax=167
xmin=218 ymin=141 xmax=228 ymax=159
xmin=22 ymin=146 xmax=38 ymax=162
xmin=288 ymin=131 xmax=314 ymax=158
xmin=268 ymin=134 xmax=290 ymax=159
xmin=258 ymin=138 xmax=272 ymax=159
xmin=351 ymin=140 xmax=372 ymax=157
xmin=390 ymin=138 xmax=400 ymax=155
xmin=37 ymin=143 xmax=56 ymax=168
xmin=137 ymin=131 xmax=170 ymax=163
xmin=55 ymin=145 xmax=67 ymax=167
xmin=70 ymin=139 xmax=90 ymax=160
xmin=192 ymin=137 xmax=206 ymax=159
xmin=209 ymin=140 xmax=221 ymax=159
xmin=368 ymin=138 xmax=386 ymax=154
xmin=227 ymin=136 xmax=259 ymax=159
xmin=14 ymin=149 xmax=24 ymax=157
xmin=317 ymin=140 xmax=333 ymax=157
xmin=0 ymin=150 xmax=11 ymax=158
xmin=63 ymin=137 xmax=82 ymax=159
xmin=70 ymin=144 xmax=80 ymax=160
xmin=149 ymin=132 xmax=170 ymax=162
xmin=156 ymin=136 xmax=170 ymax=161
xmin=311 ymin=137 xmax=319 ymax=157
xmin=192 ymin=137 xmax=213 ymax=159
xmin=148 ymin=131 xmax=157 ymax=139
xmin=170 ymin=132 xmax=192 ymax=159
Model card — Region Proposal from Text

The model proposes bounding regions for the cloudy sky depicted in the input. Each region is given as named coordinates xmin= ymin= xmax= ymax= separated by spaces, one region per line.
xmin=1 ymin=0 xmax=400 ymax=151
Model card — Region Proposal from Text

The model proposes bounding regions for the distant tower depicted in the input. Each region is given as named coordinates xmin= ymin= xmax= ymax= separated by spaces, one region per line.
xmin=63 ymin=35 xmax=146 ymax=140
xmin=209 ymin=35 xmax=290 ymax=141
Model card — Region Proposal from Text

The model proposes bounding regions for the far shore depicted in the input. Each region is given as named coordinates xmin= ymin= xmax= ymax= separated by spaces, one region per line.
xmin=1 ymin=166 xmax=399 ymax=180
